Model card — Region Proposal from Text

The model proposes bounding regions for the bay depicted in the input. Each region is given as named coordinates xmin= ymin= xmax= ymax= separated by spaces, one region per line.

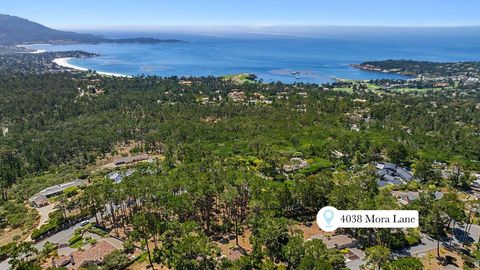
xmin=29 ymin=27 xmax=480 ymax=83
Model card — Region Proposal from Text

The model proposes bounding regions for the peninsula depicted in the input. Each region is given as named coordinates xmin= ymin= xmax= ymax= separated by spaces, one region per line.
xmin=0 ymin=14 xmax=186 ymax=46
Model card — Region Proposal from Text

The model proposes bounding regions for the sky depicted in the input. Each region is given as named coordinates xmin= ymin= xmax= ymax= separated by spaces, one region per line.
xmin=2 ymin=0 xmax=480 ymax=30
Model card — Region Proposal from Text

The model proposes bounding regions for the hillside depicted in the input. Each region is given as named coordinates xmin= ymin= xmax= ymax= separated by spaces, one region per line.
xmin=0 ymin=14 xmax=184 ymax=45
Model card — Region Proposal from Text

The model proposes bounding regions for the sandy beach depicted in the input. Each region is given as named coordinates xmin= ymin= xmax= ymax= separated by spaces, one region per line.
xmin=53 ymin=58 xmax=88 ymax=71
xmin=52 ymin=57 xmax=130 ymax=77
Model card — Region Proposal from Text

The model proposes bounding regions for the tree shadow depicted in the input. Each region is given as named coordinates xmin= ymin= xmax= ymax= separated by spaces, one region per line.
xmin=451 ymin=227 xmax=474 ymax=244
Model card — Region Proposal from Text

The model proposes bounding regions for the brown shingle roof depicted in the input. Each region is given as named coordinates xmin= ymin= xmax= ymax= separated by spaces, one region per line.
xmin=113 ymin=156 xmax=133 ymax=165
xmin=316 ymin=234 xmax=357 ymax=249
xmin=28 ymin=194 xmax=49 ymax=207
xmin=132 ymin=153 xmax=149 ymax=162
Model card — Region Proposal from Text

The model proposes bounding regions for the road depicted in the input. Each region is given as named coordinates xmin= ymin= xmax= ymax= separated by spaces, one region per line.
xmin=34 ymin=215 xmax=98 ymax=250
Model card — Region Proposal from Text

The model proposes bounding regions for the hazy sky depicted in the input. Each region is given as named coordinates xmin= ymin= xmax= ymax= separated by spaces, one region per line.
xmin=2 ymin=0 xmax=480 ymax=29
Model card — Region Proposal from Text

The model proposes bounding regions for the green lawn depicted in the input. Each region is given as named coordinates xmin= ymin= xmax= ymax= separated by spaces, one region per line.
xmin=221 ymin=73 xmax=256 ymax=84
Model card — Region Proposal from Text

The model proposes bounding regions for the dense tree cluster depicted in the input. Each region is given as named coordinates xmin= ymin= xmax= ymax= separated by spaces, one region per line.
xmin=0 ymin=74 xmax=478 ymax=184
xmin=357 ymin=59 xmax=480 ymax=78
xmin=0 ymin=70 xmax=479 ymax=268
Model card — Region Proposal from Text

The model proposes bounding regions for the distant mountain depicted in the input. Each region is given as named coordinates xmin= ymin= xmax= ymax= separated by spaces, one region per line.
xmin=0 ymin=14 xmax=185 ymax=45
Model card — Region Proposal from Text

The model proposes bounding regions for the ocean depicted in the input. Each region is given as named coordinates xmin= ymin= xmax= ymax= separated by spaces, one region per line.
xmin=29 ymin=27 xmax=480 ymax=83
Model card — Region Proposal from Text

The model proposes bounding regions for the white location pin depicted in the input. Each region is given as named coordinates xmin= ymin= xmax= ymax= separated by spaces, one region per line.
xmin=317 ymin=206 xmax=339 ymax=232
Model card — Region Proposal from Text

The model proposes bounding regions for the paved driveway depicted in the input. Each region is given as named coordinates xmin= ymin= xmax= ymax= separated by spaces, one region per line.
xmin=346 ymin=248 xmax=365 ymax=270
xmin=449 ymin=223 xmax=480 ymax=246
xmin=25 ymin=204 xmax=57 ymax=242
xmin=36 ymin=204 xmax=56 ymax=229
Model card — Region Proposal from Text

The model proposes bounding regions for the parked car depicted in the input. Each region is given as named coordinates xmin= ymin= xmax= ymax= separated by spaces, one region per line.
xmin=80 ymin=220 xmax=90 ymax=227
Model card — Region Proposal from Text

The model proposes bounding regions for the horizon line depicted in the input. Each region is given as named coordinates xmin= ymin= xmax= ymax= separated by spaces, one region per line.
xmin=54 ymin=24 xmax=480 ymax=31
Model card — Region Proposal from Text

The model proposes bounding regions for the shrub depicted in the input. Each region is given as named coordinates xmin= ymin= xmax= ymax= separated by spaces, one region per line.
xmin=0 ymin=242 xmax=16 ymax=260
xmin=31 ymin=210 xmax=90 ymax=240
xmin=68 ymin=234 xmax=82 ymax=246
xmin=87 ymin=226 xmax=108 ymax=237
xmin=42 ymin=241 xmax=58 ymax=257
xmin=63 ymin=186 xmax=79 ymax=197
xmin=89 ymin=238 xmax=98 ymax=245
xmin=123 ymin=239 xmax=135 ymax=253
xmin=74 ymin=227 xmax=83 ymax=235
xmin=405 ymin=228 xmax=421 ymax=246
xmin=31 ymin=219 xmax=59 ymax=240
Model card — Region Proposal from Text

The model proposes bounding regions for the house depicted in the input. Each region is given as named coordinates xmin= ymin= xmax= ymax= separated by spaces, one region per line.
xmin=179 ymin=80 xmax=193 ymax=86
xmin=391 ymin=191 xmax=420 ymax=205
xmin=228 ymin=91 xmax=246 ymax=102
xmin=253 ymin=93 xmax=266 ymax=99
xmin=106 ymin=169 xmax=135 ymax=184
xmin=377 ymin=178 xmax=404 ymax=187
xmin=132 ymin=153 xmax=149 ymax=162
xmin=376 ymin=162 xmax=414 ymax=187
xmin=283 ymin=157 xmax=309 ymax=172
xmin=113 ymin=154 xmax=149 ymax=166
xmin=28 ymin=179 xmax=86 ymax=207
xmin=38 ymin=179 xmax=86 ymax=197
xmin=396 ymin=167 xmax=413 ymax=181
xmin=391 ymin=190 xmax=443 ymax=205
xmin=384 ymin=163 xmax=397 ymax=171
xmin=28 ymin=194 xmax=49 ymax=208
xmin=106 ymin=172 xmax=123 ymax=184
xmin=113 ymin=156 xmax=133 ymax=166
xmin=315 ymin=234 xmax=358 ymax=250
xmin=276 ymin=92 xmax=289 ymax=99
xmin=53 ymin=240 xmax=117 ymax=270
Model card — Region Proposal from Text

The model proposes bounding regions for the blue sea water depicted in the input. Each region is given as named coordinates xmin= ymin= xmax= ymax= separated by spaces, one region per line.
xmin=30 ymin=27 xmax=480 ymax=83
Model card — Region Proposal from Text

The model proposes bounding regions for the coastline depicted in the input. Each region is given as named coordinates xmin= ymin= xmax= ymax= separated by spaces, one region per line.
xmin=31 ymin=49 xmax=47 ymax=54
xmin=16 ymin=44 xmax=48 ymax=54
xmin=350 ymin=63 xmax=416 ymax=80
xmin=52 ymin=57 xmax=130 ymax=77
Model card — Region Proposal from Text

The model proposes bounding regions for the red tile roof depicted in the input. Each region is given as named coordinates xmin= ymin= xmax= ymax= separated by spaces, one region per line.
xmin=67 ymin=240 xmax=117 ymax=269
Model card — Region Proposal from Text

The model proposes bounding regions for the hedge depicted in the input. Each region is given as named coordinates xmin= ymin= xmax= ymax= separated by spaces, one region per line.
xmin=68 ymin=234 xmax=83 ymax=246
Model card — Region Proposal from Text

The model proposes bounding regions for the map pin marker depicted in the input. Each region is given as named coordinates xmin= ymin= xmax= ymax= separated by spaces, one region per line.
xmin=324 ymin=209 xmax=334 ymax=227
